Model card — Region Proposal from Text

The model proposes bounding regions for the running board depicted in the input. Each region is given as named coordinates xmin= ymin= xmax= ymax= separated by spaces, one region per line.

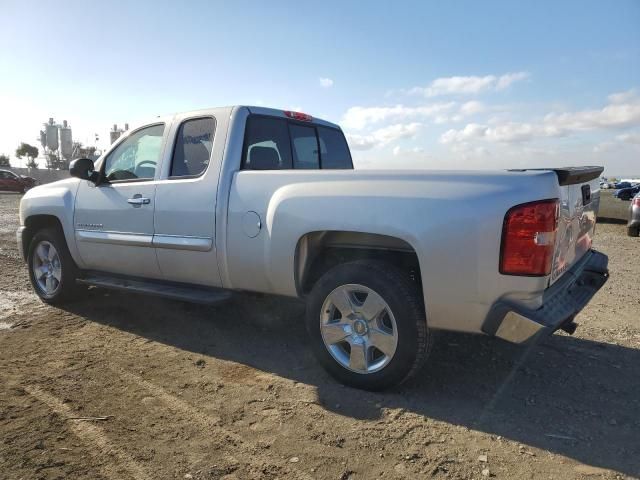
xmin=77 ymin=273 xmax=232 ymax=305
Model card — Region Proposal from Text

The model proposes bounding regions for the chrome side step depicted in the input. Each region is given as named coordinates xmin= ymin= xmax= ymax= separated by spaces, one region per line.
xmin=77 ymin=273 xmax=232 ymax=305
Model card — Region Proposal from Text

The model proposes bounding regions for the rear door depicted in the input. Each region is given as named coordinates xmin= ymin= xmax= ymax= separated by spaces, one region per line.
xmin=74 ymin=123 xmax=167 ymax=278
xmin=551 ymin=167 xmax=603 ymax=284
xmin=153 ymin=113 xmax=224 ymax=287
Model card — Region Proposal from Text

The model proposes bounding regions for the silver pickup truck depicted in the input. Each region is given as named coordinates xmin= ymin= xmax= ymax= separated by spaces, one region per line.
xmin=17 ymin=106 xmax=609 ymax=390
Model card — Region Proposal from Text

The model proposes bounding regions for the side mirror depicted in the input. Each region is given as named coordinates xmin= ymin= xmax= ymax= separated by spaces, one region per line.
xmin=70 ymin=158 xmax=99 ymax=183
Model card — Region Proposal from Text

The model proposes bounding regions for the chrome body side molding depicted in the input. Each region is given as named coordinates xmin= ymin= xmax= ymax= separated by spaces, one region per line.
xmin=76 ymin=230 xmax=152 ymax=247
xmin=152 ymin=234 xmax=213 ymax=252
xmin=77 ymin=230 xmax=212 ymax=252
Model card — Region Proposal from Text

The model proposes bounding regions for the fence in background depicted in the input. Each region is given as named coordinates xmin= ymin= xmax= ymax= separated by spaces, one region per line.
xmin=7 ymin=168 xmax=70 ymax=185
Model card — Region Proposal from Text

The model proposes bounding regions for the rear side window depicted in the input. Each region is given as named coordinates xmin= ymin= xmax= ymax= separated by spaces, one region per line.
xmin=170 ymin=117 xmax=216 ymax=177
xmin=243 ymin=116 xmax=292 ymax=170
xmin=290 ymin=124 xmax=319 ymax=169
xmin=242 ymin=115 xmax=352 ymax=170
xmin=318 ymin=126 xmax=353 ymax=169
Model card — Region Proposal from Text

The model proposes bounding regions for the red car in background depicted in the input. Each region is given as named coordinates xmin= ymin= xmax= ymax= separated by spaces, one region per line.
xmin=0 ymin=169 xmax=37 ymax=193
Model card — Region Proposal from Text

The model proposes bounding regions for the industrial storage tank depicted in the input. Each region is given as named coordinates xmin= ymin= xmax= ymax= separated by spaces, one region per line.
xmin=60 ymin=120 xmax=73 ymax=159
xmin=110 ymin=124 xmax=122 ymax=144
xmin=45 ymin=118 xmax=59 ymax=151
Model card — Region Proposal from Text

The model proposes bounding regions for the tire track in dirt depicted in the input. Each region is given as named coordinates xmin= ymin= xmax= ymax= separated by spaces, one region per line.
xmin=24 ymin=385 xmax=152 ymax=480
xmin=58 ymin=318 xmax=318 ymax=478
xmin=109 ymin=366 xmax=315 ymax=480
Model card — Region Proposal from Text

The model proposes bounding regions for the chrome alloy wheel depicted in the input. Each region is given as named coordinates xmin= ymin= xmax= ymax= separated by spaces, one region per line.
xmin=320 ymin=284 xmax=398 ymax=374
xmin=32 ymin=240 xmax=62 ymax=296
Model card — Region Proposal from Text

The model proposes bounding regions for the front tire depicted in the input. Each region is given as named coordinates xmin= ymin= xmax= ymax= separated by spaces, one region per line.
xmin=27 ymin=228 xmax=81 ymax=304
xmin=628 ymin=225 xmax=640 ymax=237
xmin=306 ymin=260 xmax=430 ymax=391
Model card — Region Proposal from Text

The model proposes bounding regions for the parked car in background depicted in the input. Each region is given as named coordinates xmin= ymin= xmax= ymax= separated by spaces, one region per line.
xmin=614 ymin=181 xmax=632 ymax=189
xmin=0 ymin=169 xmax=37 ymax=193
xmin=628 ymin=192 xmax=640 ymax=237
xmin=614 ymin=184 xmax=640 ymax=201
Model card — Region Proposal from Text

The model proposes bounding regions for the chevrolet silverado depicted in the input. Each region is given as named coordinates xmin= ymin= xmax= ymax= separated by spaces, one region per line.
xmin=17 ymin=106 xmax=609 ymax=390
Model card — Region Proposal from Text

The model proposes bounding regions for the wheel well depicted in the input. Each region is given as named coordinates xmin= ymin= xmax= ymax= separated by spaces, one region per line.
xmin=296 ymin=231 xmax=422 ymax=295
xmin=22 ymin=215 xmax=64 ymax=261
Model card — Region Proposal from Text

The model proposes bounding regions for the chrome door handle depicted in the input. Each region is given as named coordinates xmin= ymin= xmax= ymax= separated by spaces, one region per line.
xmin=127 ymin=196 xmax=150 ymax=205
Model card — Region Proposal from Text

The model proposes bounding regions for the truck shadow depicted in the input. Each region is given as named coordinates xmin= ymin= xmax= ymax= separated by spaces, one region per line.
xmin=64 ymin=289 xmax=639 ymax=477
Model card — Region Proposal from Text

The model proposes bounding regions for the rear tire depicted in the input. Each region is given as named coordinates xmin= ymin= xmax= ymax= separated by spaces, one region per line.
xmin=628 ymin=225 xmax=640 ymax=237
xmin=27 ymin=228 xmax=82 ymax=304
xmin=306 ymin=260 xmax=430 ymax=391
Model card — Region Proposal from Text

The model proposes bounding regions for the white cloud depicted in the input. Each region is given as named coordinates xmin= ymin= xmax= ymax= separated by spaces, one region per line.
xmin=347 ymin=123 xmax=422 ymax=150
xmin=616 ymin=131 xmax=640 ymax=144
xmin=341 ymin=103 xmax=455 ymax=130
xmin=392 ymin=146 xmax=425 ymax=156
xmin=608 ymin=89 xmax=636 ymax=104
xmin=319 ymin=77 xmax=334 ymax=88
xmin=543 ymin=97 xmax=640 ymax=131
xmin=440 ymin=90 xmax=640 ymax=144
xmin=341 ymin=98 xmax=490 ymax=130
xmin=410 ymin=72 xmax=529 ymax=97
xmin=593 ymin=141 xmax=616 ymax=154
xmin=495 ymin=72 xmax=530 ymax=90
xmin=459 ymin=100 xmax=486 ymax=116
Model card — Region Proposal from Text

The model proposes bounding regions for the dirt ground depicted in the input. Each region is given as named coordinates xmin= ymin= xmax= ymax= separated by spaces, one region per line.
xmin=0 ymin=191 xmax=638 ymax=480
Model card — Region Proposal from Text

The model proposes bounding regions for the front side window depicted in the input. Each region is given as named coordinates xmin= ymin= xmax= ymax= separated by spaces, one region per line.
xmin=104 ymin=124 xmax=165 ymax=181
xmin=170 ymin=117 xmax=216 ymax=177
xmin=0 ymin=171 xmax=18 ymax=180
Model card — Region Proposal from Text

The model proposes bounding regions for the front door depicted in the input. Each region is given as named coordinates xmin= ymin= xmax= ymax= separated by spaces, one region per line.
xmin=74 ymin=123 xmax=167 ymax=278
xmin=0 ymin=171 xmax=20 ymax=192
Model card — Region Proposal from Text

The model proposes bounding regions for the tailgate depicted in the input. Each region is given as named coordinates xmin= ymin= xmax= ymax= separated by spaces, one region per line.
xmin=549 ymin=167 xmax=604 ymax=284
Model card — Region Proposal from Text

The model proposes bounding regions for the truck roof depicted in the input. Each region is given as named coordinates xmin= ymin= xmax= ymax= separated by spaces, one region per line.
xmin=169 ymin=106 xmax=342 ymax=131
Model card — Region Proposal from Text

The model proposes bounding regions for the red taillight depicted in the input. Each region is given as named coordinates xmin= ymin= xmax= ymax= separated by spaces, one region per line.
xmin=284 ymin=110 xmax=313 ymax=122
xmin=500 ymin=199 xmax=559 ymax=276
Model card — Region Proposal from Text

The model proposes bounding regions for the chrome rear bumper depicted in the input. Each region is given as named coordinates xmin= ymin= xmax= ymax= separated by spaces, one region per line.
xmin=483 ymin=249 xmax=609 ymax=344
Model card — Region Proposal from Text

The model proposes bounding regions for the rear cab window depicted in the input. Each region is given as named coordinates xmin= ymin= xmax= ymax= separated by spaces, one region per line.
xmin=242 ymin=115 xmax=352 ymax=170
xmin=290 ymin=124 xmax=319 ymax=169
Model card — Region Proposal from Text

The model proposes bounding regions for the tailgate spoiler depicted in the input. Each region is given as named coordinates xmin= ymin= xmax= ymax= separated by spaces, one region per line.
xmin=525 ymin=166 xmax=604 ymax=186
xmin=550 ymin=166 xmax=604 ymax=186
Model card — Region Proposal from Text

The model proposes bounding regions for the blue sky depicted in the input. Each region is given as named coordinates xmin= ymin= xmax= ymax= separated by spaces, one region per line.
xmin=1 ymin=0 xmax=639 ymax=175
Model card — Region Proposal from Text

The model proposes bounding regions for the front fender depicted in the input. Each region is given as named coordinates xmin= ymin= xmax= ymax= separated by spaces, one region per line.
xmin=20 ymin=178 xmax=82 ymax=267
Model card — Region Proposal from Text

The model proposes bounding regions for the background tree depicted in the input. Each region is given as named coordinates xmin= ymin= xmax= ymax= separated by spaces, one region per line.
xmin=0 ymin=154 xmax=10 ymax=167
xmin=15 ymin=143 xmax=39 ymax=169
